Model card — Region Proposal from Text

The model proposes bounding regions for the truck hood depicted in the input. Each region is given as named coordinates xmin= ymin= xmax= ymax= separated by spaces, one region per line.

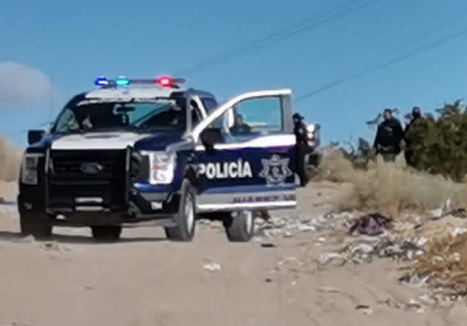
xmin=43 ymin=131 xmax=185 ymax=151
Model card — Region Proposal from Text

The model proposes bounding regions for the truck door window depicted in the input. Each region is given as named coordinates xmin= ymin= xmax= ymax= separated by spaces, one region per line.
xmin=205 ymin=96 xmax=284 ymax=143
xmin=200 ymin=97 xmax=218 ymax=113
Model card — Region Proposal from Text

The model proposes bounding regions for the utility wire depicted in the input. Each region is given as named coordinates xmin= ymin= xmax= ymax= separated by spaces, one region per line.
xmin=387 ymin=7 xmax=467 ymax=56
xmin=295 ymin=26 xmax=467 ymax=102
xmin=177 ymin=0 xmax=382 ymax=76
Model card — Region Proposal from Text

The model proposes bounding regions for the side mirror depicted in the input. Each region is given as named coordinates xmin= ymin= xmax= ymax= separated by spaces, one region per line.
xmin=200 ymin=128 xmax=223 ymax=153
xmin=27 ymin=129 xmax=46 ymax=145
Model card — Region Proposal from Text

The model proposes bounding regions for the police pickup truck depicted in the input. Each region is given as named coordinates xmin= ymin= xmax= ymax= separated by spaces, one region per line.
xmin=19 ymin=75 xmax=298 ymax=242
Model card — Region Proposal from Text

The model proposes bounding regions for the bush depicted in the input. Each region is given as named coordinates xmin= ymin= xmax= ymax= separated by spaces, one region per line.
xmin=406 ymin=100 xmax=467 ymax=182
xmin=315 ymin=149 xmax=467 ymax=216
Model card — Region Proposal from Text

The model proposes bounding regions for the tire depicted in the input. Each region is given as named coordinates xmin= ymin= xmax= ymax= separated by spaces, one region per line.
xmin=20 ymin=213 xmax=53 ymax=240
xmin=223 ymin=211 xmax=256 ymax=242
xmin=307 ymin=152 xmax=321 ymax=168
xmin=164 ymin=179 xmax=197 ymax=242
xmin=91 ymin=226 xmax=122 ymax=242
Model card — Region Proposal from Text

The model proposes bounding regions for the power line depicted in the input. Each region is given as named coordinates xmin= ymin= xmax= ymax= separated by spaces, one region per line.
xmin=177 ymin=0 xmax=382 ymax=76
xmin=295 ymin=26 xmax=467 ymax=102
xmin=387 ymin=7 xmax=467 ymax=56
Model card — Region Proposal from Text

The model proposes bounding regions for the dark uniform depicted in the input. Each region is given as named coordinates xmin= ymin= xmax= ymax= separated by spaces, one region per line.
xmin=230 ymin=114 xmax=252 ymax=135
xmin=404 ymin=106 xmax=422 ymax=167
xmin=292 ymin=113 xmax=310 ymax=186
xmin=373 ymin=109 xmax=404 ymax=162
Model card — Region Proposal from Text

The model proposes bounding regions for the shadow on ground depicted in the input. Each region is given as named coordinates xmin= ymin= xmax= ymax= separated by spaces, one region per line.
xmin=0 ymin=231 xmax=167 ymax=245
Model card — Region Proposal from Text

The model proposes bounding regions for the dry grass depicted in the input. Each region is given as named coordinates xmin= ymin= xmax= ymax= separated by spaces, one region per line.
xmin=0 ymin=134 xmax=21 ymax=182
xmin=411 ymin=232 xmax=467 ymax=296
xmin=315 ymin=149 xmax=467 ymax=216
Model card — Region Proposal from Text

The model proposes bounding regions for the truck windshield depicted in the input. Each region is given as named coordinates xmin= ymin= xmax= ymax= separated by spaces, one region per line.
xmin=52 ymin=98 xmax=188 ymax=134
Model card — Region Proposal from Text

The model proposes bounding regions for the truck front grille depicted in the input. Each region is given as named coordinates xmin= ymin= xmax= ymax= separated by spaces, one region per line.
xmin=47 ymin=149 xmax=127 ymax=211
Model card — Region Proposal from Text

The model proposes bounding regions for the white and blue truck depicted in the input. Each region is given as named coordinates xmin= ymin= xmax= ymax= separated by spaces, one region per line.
xmin=18 ymin=75 xmax=298 ymax=242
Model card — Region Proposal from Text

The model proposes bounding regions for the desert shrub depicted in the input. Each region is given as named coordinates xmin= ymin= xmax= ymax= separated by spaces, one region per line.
xmin=316 ymin=149 xmax=467 ymax=216
xmin=0 ymin=134 xmax=21 ymax=182
xmin=407 ymin=100 xmax=467 ymax=182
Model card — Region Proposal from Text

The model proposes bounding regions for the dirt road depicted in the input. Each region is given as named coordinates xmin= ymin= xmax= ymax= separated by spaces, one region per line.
xmin=0 ymin=182 xmax=465 ymax=326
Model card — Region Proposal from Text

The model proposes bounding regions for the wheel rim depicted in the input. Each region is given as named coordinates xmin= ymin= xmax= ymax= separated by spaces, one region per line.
xmin=243 ymin=211 xmax=254 ymax=233
xmin=185 ymin=193 xmax=195 ymax=232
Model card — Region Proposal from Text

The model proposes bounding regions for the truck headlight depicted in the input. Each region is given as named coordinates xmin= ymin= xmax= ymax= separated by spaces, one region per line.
xmin=141 ymin=151 xmax=176 ymax=185
xmin=21 ymin=153 xmax=43 ymax=185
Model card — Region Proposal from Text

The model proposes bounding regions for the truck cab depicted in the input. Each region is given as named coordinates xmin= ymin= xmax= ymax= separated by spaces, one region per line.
xmin=19 ymin=75 xmax=298 ymax=242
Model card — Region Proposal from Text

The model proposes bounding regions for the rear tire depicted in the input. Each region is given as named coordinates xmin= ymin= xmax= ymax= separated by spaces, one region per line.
xmin=164 ymin=179 xmax=197 ymax=242
xmin=91 ymin=226 xmax=122 ymax=242
xmin=223 ymin=211 xmax=256 ymax=242
xmin=20 ymin=213 xmax=52 ymax=240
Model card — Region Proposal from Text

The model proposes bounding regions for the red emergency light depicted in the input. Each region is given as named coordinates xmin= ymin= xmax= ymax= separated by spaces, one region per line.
xmin=155 ymin=75 xmax=174 ymax=87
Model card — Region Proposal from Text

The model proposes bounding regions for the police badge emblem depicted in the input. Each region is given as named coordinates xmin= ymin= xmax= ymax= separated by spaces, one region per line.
xmin=259 ymin=154 xmax=293 ymax=186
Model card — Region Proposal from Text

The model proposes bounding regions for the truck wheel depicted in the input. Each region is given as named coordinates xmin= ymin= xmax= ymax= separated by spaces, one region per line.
xmin=164 ymin=180 xmax=197 ymax=242
xmin=20 ymin=213 xmax=52 ymax=240
xmin=91 ymin=226 xmax=122 ymax=242
xmin=223 ymin=211 xmax=256 ymax=242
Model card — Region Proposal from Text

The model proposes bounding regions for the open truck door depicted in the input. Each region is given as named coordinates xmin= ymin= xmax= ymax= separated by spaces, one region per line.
xmin=190 ymin=89 xmax=297 ymax=212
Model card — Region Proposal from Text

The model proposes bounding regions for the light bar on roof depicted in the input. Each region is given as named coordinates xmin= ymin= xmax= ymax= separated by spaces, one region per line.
xmin=115 ymin=76 xmax=130 ymax=87
xmin=93 ymin=75 xmax=186 ymax=88
xmin=94 ymin=76 xmax=109 ymax=86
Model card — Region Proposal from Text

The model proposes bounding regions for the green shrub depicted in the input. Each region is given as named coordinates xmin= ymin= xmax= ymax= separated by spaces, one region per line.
xmin=407 ymin=100 xmax=467 ymax=182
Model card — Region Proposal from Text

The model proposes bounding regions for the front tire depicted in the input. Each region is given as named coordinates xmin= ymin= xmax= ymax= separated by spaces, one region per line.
xmin=19 ymin=213 xmax=52 ymax=240
xmin=91 ymin=226 xmax=122 ymax=242
xmin=223 ymin=211 xmax=256 ymax=242
xmin=164 ymin=179 xmax=197 ymax=242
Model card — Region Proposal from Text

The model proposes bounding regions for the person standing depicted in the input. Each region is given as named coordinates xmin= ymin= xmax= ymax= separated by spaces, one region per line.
xmin=372 ymin=108 xmax=404 ymax=162
xmin=292 ymin=113 xmax=310 ymax=186
xmin=404 ymin=106 xmax=423 ymax=166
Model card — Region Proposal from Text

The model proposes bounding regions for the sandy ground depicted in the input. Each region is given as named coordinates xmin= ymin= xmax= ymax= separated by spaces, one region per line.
xmin=0 ymin=182 xmax=466 ymax=326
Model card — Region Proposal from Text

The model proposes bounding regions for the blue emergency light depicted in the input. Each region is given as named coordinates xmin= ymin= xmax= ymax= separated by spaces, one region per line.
xmin=115 ymin=76 xmax=130 ymax=86
xmin=94 ymin=76 xmax=109 ymax=86
xmin=93 ymin=75 xmax=186 ymax=88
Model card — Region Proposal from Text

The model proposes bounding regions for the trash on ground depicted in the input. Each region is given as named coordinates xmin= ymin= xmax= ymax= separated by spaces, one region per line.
xmin=405 ymin=232 xmax=467 ymax=298
xmin=203 ymin=262 xmax=221 ymax=271
xmin=349 ymin=213 xmax=392 ymax=236
xmin=40 ymin=241 xmax=68 ymax=251
xmin=318 ymin=234 xmax=426 ymax=267
xmin=317 ymin=286 xmax=341 ymax=293
xmin=260 ymin=243 xmax=276 ymax=248
xmin=355 ymin=304 xmax=373 ymax=315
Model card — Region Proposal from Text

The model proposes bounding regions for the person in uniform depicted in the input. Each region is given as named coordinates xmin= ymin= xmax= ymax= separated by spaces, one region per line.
xmin=404 ymin=106 xmax=423 ymax=167
xmin=230 ymin=113 xmax=252 ymax=135
xmin=292 ymin=113 xmax=310 ymax=186
xmin=372 ymin=108 xmax=404 ymax=162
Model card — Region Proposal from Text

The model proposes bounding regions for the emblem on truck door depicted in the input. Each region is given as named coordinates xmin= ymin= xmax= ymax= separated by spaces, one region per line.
xmin=79 ymin=162 xmax=104 ymax=175
xmin=259 ymin=154 xmax=293 ymax=186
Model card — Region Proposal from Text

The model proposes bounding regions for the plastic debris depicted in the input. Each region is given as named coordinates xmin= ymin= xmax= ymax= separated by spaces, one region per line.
xmin=349 ymin=213 xmax=392 ymax=236
xmin=355 ymin=304 xmax=373 ymax=315
xmin=318 ymin=252 xmax=346 ymax=266
xmin=405 ymin=299 xmax=425 ymax=313
xmin=203 ymin=262 xmax=221 ymax=271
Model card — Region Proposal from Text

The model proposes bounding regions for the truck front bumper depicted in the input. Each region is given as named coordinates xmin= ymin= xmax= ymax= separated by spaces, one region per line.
xmin=18 ymin=189 xmax=181 ymax=228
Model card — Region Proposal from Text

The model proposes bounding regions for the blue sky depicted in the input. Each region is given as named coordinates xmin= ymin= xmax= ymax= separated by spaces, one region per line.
xmin=1 ymin=0 xmax=467 ymax=148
